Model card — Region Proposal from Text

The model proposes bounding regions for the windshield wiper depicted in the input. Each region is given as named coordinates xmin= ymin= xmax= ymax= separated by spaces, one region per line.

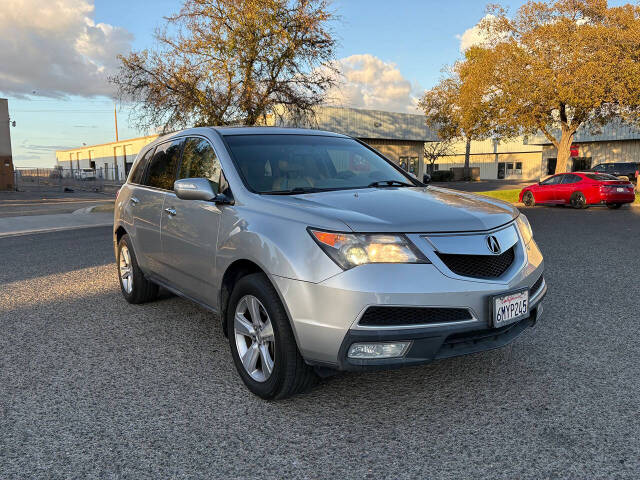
xmin=262 ymin=187 xmax=324 ymax=195
xmin=367 ymin=180 xmax=415 ymax=188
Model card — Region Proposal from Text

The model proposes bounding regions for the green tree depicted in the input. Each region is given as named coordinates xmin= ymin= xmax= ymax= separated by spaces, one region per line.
xmin=111 ymin=0 xmax=338 ymax=131
xmin=419 ymin=69 xmax=493 ymax=180
xmin=452 ymin=0 xmax=640 ymax=174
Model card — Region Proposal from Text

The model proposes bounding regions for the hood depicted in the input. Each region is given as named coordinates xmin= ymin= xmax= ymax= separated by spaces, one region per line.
xmin=261 ymin=186 xmax=518 ymax=233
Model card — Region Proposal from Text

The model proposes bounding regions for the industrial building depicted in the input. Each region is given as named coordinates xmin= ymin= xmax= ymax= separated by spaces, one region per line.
xmin=55 ymin=106 xmax=436 ymax=180
xmin=434 ymin=120 xmax=640 ymax=181
xmin=56 ymin=134 xmax=159 ymax=181
xmin=1 ymin=98 xmax=14 ymax=190
xmin=55 ymin=106 xmax=640 ymax=183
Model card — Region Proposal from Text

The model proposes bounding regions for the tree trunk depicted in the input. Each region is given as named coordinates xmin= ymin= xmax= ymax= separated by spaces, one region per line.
xmin=464 ymin=137 xmax=471 ymax=180
xmin=555 ymin=127 xmax=575 ymax=174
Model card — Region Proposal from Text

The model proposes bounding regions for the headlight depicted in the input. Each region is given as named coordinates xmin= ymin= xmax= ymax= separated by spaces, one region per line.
xmin=516 ymin=214 xmax=533 ymax=245
xmin=308 ymin=229 xmax=430 ymax=270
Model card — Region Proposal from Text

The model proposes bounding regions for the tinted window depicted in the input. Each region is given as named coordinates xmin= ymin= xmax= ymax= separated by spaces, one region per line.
xmin=541 ymin=175 xmax=562 ymax=185
xmin=561 ymin=174 xmax=581 ymax=184
xmin=179 ymin=137 xmax=222 ymax=194
xmin=130 ymin=147 xmax=154 ymax=184
xmin=592 ymin=164 xmax=605 ymax=172
xmin=144 ymin=140 xmax=184 ymax=190
xmin=224 ymin=135 xmax=412 ymax=193
xmin=586 ymin=173 xmax=620 ymax=181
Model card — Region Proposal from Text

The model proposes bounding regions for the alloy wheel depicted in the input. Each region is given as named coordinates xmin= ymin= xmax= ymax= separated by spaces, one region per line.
xmin=234 ymin=295 xmax=276 ymax=382
xmin=119 ymin=245 xmax=133 ymax=294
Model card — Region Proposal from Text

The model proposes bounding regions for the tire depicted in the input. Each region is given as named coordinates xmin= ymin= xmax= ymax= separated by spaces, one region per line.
xmin=607 ymin=203 xmax=622 ymax=209
xmin=117 ymin=234 xmax=159 ymax=304
xmin=227 ymin=273 xmax=317 ymax=399
xmin=570 ymin=192 xmax=588 ymax=209
xmin=522 ymin=191 xmax=535 ymax=207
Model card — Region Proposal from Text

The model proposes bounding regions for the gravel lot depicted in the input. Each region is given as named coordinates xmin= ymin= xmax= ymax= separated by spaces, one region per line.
xmin=1 ymin=206 xmax=640 ymax=479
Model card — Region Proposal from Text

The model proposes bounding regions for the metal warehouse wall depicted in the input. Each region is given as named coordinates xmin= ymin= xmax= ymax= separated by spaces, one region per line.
xmin=542 ymin=140 xmax=640 ymax=172
xmin=436 ymin=151 xmax=543 ymax=180
xmin=362 ymin=138 xmax=425 ymax=177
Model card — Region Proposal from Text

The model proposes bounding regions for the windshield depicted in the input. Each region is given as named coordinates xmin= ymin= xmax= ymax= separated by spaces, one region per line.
xmin=224 ymin=134 xmax=415 ymax=193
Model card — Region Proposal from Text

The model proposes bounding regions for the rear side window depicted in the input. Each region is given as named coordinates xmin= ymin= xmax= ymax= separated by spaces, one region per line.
xmin=130 ymin=147 xmax=154 ymax=185
xmin=586 ymin=173 xmax=619 ymax=181
xmin=178 ymin=137 xmax=223 ymax=193
xmin=561 ymin=174 xmax=581 ymax=184
xmin=144 ymin=139 xmax=184 ymax=190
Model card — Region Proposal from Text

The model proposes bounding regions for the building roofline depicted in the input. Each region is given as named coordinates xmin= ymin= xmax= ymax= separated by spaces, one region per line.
xmin=55 ymin=133 xmax=160 ymax=153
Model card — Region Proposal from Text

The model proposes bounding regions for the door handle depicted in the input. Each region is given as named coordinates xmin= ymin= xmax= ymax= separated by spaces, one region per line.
xmin=130 ymin=197 xmax=139 ymax=205
xmin=164 ymin=207 xmax=177 ymax=216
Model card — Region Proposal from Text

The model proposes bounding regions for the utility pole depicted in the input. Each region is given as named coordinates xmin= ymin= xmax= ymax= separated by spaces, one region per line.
xmin=114 ymin=104 xmax=119 ymax=142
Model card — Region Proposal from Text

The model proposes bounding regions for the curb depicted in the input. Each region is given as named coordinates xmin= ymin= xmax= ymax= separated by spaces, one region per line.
xmin=0 ymin=223 xmax=112 ymax=239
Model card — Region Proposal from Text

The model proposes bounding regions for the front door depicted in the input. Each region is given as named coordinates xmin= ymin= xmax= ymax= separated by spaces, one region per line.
xmin=535 ymin=174 xmax=562 ymax=203
xmin=132 ymin=139 xmax=183 ymax=274
xmin=160 ymin=136 xmax=224 ymax=307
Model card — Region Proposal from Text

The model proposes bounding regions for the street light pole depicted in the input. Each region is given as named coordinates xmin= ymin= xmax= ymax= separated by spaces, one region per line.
xmin=114 ymin=104 xmax=119 ymax=142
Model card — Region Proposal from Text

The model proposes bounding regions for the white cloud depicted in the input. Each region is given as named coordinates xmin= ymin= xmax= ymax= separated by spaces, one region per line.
xmin=456 ymin=14 xmax=495 ymax=52
xmin=0 ymin=0 xmax=133 ymax=98
xmin=325 ymin=54 xmax=420 ymax=113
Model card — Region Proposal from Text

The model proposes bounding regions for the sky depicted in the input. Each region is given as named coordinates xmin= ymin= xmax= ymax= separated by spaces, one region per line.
xmin=0 ymin=0 xmax=627 ymax=167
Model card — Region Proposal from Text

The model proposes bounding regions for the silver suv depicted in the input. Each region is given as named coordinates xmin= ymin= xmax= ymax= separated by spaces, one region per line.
xmin=114 ymin=127 xmax=546 ymax=399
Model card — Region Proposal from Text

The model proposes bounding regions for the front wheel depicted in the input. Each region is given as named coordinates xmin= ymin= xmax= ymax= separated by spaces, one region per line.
xmin=227 ymin=273 xmax=317 ymax=399
xmin=570 ymin=192 xmax=588 ymax=209
xmin=607 ymin=203 xmax=623 ymax=209
xmin=522 ymin=191 xmax=535 ymax=207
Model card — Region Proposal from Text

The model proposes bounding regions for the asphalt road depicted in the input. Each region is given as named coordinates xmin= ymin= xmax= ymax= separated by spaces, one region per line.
xmin=0 ymin=192 xmax=114 ymax=217
xmin=2 ymin=207 xmax=640 ymax=479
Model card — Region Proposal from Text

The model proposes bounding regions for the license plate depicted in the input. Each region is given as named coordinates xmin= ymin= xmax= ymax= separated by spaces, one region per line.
xmin=493 ymin=290 xmax=529 ymax=327
xmin=617 ymin=187 xmax=624 ymax=192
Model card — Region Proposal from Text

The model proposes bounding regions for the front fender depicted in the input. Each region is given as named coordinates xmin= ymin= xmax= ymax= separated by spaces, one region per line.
xmin=214 ymin=206 xmax=343 ymax=287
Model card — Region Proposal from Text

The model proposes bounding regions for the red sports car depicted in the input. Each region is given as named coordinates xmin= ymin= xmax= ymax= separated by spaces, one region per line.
xmin=519 ymin=172 xmax=636 ymax=209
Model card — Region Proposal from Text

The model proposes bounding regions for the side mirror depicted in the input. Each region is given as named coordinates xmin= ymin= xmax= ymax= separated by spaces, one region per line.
xmin=174 ymin=178 xmax=216 ymax=201
xmin=422 ymin=173 xmax=431 ymax=184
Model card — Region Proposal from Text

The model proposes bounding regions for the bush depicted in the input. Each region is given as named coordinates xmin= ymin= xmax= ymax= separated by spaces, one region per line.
xmin=431 ymin=170 xmax=453 ymax=182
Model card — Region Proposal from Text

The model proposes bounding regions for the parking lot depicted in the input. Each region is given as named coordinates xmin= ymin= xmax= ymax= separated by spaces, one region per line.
xmin=1 ymin=206 xmax=639 ymax=479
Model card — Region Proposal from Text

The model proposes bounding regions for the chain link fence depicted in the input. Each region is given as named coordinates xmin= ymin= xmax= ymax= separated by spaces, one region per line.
xmin=13 ymin=167 xmax=126 ymax=193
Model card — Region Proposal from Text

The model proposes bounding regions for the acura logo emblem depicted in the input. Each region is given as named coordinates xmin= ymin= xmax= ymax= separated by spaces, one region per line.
xmin=486 ymin=235 xmax=501 ymax=254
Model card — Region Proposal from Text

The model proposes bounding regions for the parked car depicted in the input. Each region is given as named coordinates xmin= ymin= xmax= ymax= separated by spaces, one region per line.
xmin=590 ymin=162 xmax=639 ymax=183
xmin=114 ymin=127 xmax=546 ymax=399
xmin=74 ymin=168 xmax=96 ymax=180
xmin=520 ymin=172 xmax=636 ymax=209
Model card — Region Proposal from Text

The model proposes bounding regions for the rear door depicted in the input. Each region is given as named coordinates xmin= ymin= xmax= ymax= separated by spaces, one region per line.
xmin=132 ymin=139 xmax=183 ymax=274
xmin=160 ymin=136 xmax=226 ymax=306
xmin=557 ymin=174 xmax=582 ymax=204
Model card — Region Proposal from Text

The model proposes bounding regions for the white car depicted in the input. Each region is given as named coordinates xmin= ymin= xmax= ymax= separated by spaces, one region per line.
xmin=75 ymin=168 xmax=96 ymax=180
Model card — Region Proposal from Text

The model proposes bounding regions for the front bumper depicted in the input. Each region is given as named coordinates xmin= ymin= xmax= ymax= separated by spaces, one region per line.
xmin=271 ymin=235 xmax=545 ymax=369
xmin=336 ymin=304 xmax=543 ymax=371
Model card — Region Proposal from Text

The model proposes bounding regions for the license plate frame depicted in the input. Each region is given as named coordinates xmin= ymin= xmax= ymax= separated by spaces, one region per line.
xmin=492 ymin=288 xmax=529 ymax=328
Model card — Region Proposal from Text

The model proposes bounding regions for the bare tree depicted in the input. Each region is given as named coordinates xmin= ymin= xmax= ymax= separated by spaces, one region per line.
xmin=424 ymin=140 xmax=455 ymax=174
xmin=110 ymin=0 xmax=339 ymax=132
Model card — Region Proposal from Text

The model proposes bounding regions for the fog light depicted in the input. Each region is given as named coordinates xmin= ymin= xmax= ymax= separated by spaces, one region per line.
xmin=347 ymin=341 xmax=411 ymax=359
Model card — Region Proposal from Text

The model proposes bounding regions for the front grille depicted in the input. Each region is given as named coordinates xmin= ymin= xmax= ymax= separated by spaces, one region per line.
xmin=531 ymin=275 xmax=544 ymax=295
xmin=359 ymin=306 xmax=472 ymax=327
xmin=436 ymin=247 xmax=515 ymax=279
